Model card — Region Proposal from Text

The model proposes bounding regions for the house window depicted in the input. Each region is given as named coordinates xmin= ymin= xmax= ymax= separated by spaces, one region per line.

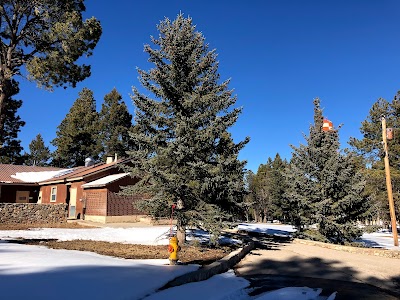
xmin=50 ymin=187 xmax=57 ymax=202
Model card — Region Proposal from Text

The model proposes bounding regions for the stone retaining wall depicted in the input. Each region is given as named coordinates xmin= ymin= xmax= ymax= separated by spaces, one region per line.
xmin=0 ymin=203 xmax=68 ymax=224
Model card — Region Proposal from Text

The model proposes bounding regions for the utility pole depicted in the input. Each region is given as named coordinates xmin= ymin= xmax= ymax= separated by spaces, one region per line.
xmin=381 ymin=116 xmax=399 ymax=247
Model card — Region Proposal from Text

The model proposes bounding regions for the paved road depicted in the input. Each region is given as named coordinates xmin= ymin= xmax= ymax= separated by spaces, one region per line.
xmin=235 ymin=240 xmax=400 ymax=300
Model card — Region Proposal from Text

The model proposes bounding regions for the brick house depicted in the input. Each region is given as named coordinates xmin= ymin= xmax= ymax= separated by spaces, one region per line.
xmin=38 ymin=158 xmax=144 ymax=223
xmin=0 ymin=164 xmax=63 ymax=204
xmin=0 ymin=158 xmax=144 ymax=223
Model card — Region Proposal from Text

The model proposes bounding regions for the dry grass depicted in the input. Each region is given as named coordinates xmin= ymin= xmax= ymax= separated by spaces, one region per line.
xmin=1 ymin=223 xmax=234 ymax=265
xmin=20 ymin=239 xmax=231 ymax=265
xmin=0 ymin=223 xmax=95 ymax=230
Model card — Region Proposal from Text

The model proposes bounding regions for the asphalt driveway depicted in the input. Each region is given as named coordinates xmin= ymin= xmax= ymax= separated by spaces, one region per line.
xmin=235 ymin=240 xmax=400 ymax=300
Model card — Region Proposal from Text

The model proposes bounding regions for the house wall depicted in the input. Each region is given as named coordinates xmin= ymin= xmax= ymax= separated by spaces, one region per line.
xmin=0 ymin=185 xmax=39 ymax=203
xmin=106 ymin=176 xmax=142 ymax=216
xmin=107 ymin=176 xmax=140 ymax=193
xmin=107 ymin=192 xmax=144 ymax=216
xmin=84 ymin=188 xmax=108 ymax=217
xmin=69 ymin=181 xmax=85 ymax=219
xmin=40 ymin=184 xmax=67 ymax=204
xmin=83 ymin=176 xmax=144 ymax=223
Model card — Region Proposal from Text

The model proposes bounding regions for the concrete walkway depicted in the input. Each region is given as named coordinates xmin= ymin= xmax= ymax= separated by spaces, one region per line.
xmin=235 ymin=240 xmax=400 ymax=299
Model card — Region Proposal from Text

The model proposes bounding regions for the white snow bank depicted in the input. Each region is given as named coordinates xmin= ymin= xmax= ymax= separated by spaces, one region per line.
xmin=237 ymin=223 xmax=296 ymax=237
xmin=0 ymin=226 xmax=241 ymax=246
xmin=0 ymin=226 xmax=171 ymax=245
xmin=0 ymin=241 xmax=198 ymax=300
xmin=254 ymin=287 xmax=336 ymax=300
xmin=145 ymin=269 xmax=250 ymax=300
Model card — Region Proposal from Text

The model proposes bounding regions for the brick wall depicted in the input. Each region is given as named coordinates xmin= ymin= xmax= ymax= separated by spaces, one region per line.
xmin=0 ymin=203 xmax=68 ymax=224
xmin=85 ymin=190 xmax=107 ymax=216
xmin=107 ymin=192 xmax=144 ymax=216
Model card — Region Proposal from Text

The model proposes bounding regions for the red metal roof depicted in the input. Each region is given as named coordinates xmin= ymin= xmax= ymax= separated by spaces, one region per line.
xmin=0 ymin=158 xmax=131 ymax=185
xmin=38 ymin=158 xmax=130 ymax=184
xmin=0 ymin=164 xmax=62 ymax=184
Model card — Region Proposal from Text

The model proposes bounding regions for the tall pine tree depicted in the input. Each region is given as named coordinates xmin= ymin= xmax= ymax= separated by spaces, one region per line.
xmin=269 ymin=154 xmax=288 ymax=221
xmin=0 ymin=81 xmax=25 ymax=164
xmin=52 ymin=88 xmax=100 ymax=167
xmin=247 ymin=154 xmax=288 ymax=222
xmin=285 ymin=98 xmax=368 ymax=244
xmin=99 ymin=88 xmax=134 ymax=160
xmin=349 ymin=92 xmax=400 ymax=223
xmin=26 ymin=134 xmax=51 ymax=166
xmin=125 ymin=14 xmax=249 ymax=243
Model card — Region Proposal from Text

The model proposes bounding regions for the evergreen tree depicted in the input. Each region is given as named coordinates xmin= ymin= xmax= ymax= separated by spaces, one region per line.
xmin=124 ymin=14 xmax=249 ymax=243
xmin=243 ymin=170 xmax=257 ymax=222
xmin=0 ymin=81 xmax=25 ymax=164
xmin=99 ymin=88 xmax=134 ymax=160
xmin=246 ymin=154 xmax=288 ymax=222
xmin=269 ymin=154 xmax=288 ymax=221
xmin=26 ymin=134 xmax=51 ymax=166
xmin=51 ymin=88 xmax=100 ymax=167
xmin=252 ymin=160 xmax=274 ymax=222
xmin=349 ymin=92 xmax=400 ymax=223
xmin=349 ymin=97 xmax=394 ymax=165
xmin=0 ymin=0 xmax=101 ymax=137
xmin=285 ymin=98 xmax=368 ymax=244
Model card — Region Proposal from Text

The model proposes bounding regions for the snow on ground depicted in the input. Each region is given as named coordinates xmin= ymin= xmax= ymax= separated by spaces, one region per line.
xmin=238 ymin=223 xmax=400 ymax=251
xmin=360 ymin=231 xmax=400 ymax=250
xmin=145 ymin=270 xmax=250 ymax=300
xmin=0 ymin=226 xmax=172 ymax=245
xmin=0 ymin=226 xmax=241 ymax=245
xmin=0 ymin=224 xmax=340 ymax=300
xmin=0 ymin=240 xmax=198 ymax=300
xmin=0 ymin=240 xmax=335 ymax=300
xmin=237 ymin=223 xmax=296 ymax=237
xmin=253 ymin=287 xmax=336 ymax=300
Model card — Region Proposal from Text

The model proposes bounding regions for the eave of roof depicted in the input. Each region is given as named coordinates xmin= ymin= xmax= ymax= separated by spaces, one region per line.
xmin=81 ymin=173 xmax=131 ymax=188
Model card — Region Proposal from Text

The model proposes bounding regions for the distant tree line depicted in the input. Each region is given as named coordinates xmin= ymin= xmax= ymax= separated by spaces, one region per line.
xmin=244 ymin=94 xmax=400 ymax=244
xmin=1 ymin=87 xmax=134 ymax=167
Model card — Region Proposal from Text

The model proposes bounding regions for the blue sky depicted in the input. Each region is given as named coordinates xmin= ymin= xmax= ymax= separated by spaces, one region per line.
xmin=15 ymin=0 xmax=400 ymax=172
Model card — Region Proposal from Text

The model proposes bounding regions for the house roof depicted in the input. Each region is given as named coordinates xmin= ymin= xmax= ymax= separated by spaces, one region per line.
xmin=81 ymin=173 xmax=130 ymax=188
xmin=0 ymin=158 xmax=132 ymax=185
xmin=0 ymin=164 xmax=63 ymax=184
xmin=39 ymin=158 xmax=131 ymax=185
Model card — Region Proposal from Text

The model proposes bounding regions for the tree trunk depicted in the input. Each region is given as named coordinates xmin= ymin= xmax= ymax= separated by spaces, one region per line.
xmin=0 ymin=90 xmax=6 ymax=143
xmin=177 ymin=225 xmax=186 ymax=245
xmin=0 ymin=78 xmax=12 ymax=145
xmin=253 ymin=209 xmax=258 ymax=222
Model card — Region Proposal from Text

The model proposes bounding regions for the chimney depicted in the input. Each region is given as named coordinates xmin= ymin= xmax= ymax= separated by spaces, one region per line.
xmin=85 ymin=157 xmax=95 ymax=167
xmin=106 ymin=156 xmax=114 ymax=164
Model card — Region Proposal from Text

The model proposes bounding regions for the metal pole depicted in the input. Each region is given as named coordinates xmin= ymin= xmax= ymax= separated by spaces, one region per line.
xmin=381 ymin=116 xmax=399 ymax=247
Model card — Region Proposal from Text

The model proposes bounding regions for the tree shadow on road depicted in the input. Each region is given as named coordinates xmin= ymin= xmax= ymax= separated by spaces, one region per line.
xmin=235 ymin=246 xmax=400 ymax=300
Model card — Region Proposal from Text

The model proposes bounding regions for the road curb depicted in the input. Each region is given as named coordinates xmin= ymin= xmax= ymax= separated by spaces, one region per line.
xmin=160 ymin=241 xmax=255 ymax=289
xmin=294 ymin=238 xmax=400 ymax=259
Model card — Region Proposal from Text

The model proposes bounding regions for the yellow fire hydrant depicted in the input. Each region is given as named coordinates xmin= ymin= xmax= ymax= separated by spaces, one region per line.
xmin=168 ymin=236 xmax=181 ymax=265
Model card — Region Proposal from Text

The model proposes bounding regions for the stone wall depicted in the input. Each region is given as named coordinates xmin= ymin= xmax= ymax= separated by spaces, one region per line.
xmin=0 ymin=203 xmax=68 ymax=224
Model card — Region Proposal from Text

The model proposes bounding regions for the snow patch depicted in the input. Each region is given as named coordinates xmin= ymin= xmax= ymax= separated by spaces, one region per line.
xmin=11 ymin=169 xmax=73 ymax=183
